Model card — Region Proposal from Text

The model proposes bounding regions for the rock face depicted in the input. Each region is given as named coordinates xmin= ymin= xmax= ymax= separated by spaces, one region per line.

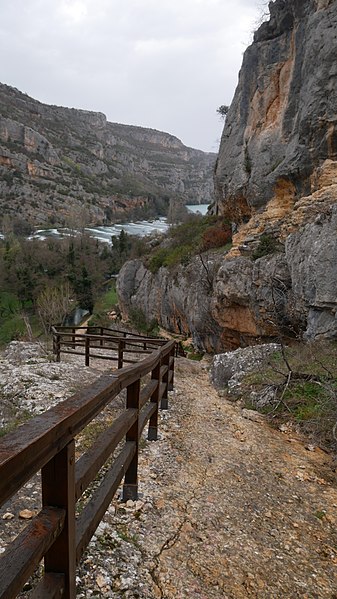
xmin=117 ymin=197 xmax=337 ymax=350
xmin=285 ymin=204 xmax=337 ymax=338
xmin=214 ymin=0 xmax=337 ymax=225
xmin=0 ymin=83 xmax=215 ymax=226
xmin=117 ymin=0 xmax=337 ymax=350
xmin=210 ymin=343 xmax=280 ymax=391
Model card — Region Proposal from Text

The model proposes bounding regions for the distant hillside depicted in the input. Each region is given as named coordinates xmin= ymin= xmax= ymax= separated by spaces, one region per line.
xmin=0 ymin=83 xmax=215 ymax=228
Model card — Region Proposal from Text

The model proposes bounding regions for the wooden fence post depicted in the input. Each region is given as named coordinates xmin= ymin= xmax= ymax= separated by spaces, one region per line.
xmin=55 ymin=334 xmax=61 ymax=363
xmin=148 ymin=362 xmax=160 ymax=441
xmin=118 ymin=339 xmax=125 ymax=369
xmin=161 ymin=353 xmax=170 ymax=410
xmin=168 ymin=346 xmax=175 ymax=391
xmin=122 ymin=379 xmax=140 ymax=501
xmin=42 ymin=441 xmax=76 ymax=599
xmin=85 ymin=336 xmax=90 ymax=367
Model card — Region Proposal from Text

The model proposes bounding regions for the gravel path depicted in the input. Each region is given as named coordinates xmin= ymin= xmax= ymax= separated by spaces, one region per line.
xmin=1 ymin=348 xmax=337 ymax=598
xmin=77 ymin=357 xmax=337 ymax=598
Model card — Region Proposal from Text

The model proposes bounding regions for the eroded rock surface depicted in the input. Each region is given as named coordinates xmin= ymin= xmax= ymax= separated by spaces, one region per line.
xmin=210 ymin=343 xmax=280 ymax=391
xmin=214 ymin=0 xmax=337 ymax=223
xmin=0 ymin=341 xmax=112 ymax=429
xmin=117 ymin=197 xmax=337 ymax=350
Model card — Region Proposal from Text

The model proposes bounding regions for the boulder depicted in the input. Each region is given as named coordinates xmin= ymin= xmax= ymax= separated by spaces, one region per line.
xmin=209 ymin=344 xmax=280 ymax=391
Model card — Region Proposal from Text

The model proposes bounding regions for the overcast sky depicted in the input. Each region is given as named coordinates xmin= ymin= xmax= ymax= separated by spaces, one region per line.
xmin=0 ymin=0 xmax=267 ymax=152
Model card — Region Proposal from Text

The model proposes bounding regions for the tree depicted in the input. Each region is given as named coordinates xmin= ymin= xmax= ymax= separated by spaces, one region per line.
xmin=118 ymin=229 xmax=128 ymax=256
xmin=75 ymin=267 xmax=94 ymax=314
xmin=37 ymin=283 xmax=74 ymax=333
xmin=110 ymin=230 xmax=132 ymax=273
xmin=216 ymin=105 xmax=229 ymax=119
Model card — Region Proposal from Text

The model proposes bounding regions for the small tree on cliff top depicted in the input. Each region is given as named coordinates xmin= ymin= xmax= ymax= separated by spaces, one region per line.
xmin=216 ymin=105 xmax=229 ymax=119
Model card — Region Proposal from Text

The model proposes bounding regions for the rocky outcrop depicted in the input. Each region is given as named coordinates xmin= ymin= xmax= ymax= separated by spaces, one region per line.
xmin=210 ymin=344 xmax=280 ymax=390
xmin=214 ymin=0 xmax=337 ymax=231
xmin=0 ymin=83 xmax=215 ymax=227
xmin=0 ymin=341 xmax=100 ymax=429
xmin=285 ymin=204 xmax=337 ymax=338
xmin=117 ymin=194 xmax=337 ymax=350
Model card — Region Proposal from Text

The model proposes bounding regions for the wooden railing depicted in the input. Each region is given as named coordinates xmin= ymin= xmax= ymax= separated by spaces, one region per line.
xmin=52 ymin=325 xmax=182 ymax=367
xmin=0 ymin=338 xmax=176 ymax=598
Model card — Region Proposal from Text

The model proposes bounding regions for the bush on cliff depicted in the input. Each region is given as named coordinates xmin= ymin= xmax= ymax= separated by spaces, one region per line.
xmin=148 ymin=215 xmax=232 ymax=273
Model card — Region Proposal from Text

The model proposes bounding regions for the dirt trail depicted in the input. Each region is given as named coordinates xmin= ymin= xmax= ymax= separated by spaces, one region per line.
xmin=77 ymin=357 xmax=337 ymax=598
xmin=1 ymin=349 xmax=337 ymax=598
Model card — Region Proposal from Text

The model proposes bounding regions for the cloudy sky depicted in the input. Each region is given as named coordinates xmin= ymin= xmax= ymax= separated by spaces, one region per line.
xmin=0 ymin=0 xmax=267 ymax=152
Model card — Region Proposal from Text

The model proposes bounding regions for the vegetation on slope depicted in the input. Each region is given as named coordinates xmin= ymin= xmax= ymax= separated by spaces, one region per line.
xmin=147 ymin=214 xmax=232 ymax=273
xmin=242 ymin=341 xmax=337 ymax=452
xmin=0 ymin=232 xmax=119 ymax=344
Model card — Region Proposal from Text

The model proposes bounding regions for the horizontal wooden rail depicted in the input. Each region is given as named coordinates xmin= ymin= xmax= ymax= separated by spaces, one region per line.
xmin=76 ymin=442 xmax=136 ymax=562
xmin=139 ymin=403 xmax=157 ymax=437
xmin=52 ymin=325 xmax=170 ymax=367
xmin=75 ymin=409 xmax=138 ymax=501
xmin=0 ymin=336 xmax=176 ymax=599
xmin=0 ymin=507 xmax=65 ymax=599
xmin=140 ymin=380 xmax=158 ymax=409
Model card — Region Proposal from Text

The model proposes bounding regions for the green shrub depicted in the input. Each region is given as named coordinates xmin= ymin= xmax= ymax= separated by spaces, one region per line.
xmin=128 ymin=307 xmax=159 ymax=336
xmin=252 ymin=234 xmax=278 ymax=260
xmin=242 ymin=341 xmax=337 ymax=450
xmin=0 ymin=314 xmax=26 ymax=345
xmin=148 ymin=215 xmax=232 ymax=272
xmin=285 ymin=381 xmax=327 ymax=422
xmin=148 ymin=248 xmax=170 ymax=273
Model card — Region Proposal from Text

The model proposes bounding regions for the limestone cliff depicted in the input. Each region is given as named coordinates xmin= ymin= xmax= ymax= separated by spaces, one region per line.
xmin=117 ymin=0 xmax=337 ymax=350
xmin=214 ymin=0 xmax=337 ymax=241
xmin=0 ymin=83 xmax=215 ymax=226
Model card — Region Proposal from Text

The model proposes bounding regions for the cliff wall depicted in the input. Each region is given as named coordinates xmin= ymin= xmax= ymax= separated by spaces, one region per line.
xmin=117 ymin=0 xmax=337 ymax=350
xmin=117 ymin=200 xmax=337 ymax=350
xmin=214 ymin=0 xmax=337 ymax=228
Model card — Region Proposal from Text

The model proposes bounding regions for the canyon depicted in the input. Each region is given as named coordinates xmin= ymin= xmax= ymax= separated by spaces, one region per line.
xmin=0 ymin=83 xmax=215 ymax=227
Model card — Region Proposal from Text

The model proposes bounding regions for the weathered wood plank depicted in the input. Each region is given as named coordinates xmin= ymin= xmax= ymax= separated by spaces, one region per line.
xmin=0 ymin=507 xmax=65 ymax=599
xmin=76 ymin=442 xmax=135 ymax=561
xmin=75 ymin=409 xmax=138 ymax=500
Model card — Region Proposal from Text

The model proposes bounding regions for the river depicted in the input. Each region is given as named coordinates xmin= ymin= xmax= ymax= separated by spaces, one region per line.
xmin=31 ymin=204 xmax=209 ymax=244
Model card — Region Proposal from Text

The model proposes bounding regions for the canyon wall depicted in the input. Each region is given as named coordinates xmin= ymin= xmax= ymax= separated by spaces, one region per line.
xmin=0 ymin=84 xmax=215 ymax=227
xmin=117 ymin=0 xmax=337 ymax=350
xmin=214 ymin=0 xmax=337 ymax=232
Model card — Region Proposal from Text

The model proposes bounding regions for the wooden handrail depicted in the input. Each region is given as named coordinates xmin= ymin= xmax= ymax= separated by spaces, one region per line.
xmin=0 ymin=338 xmax=176 ymax=599
xmin=52 ymin=325 xmax=170 ymax=367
